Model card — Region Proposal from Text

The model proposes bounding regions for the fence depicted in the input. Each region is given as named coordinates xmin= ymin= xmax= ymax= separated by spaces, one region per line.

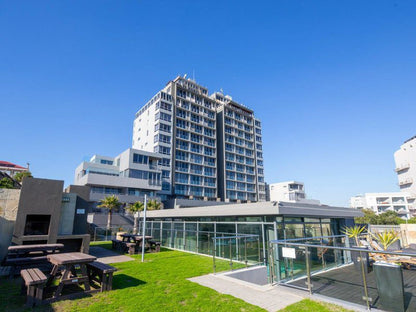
xmin=270 ymin=235 xmax=416 ymax=311
xmin=92 ymin=223 xmax=262 ymax=269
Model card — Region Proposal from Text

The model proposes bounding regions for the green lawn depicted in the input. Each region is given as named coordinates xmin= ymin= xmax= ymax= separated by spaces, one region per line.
xmin=278 ymin=299 xmax=353 ymax=312
xmin=0 ymin=243 xmax=352 ymax=312
xmin=0 ymin=242 xmax=263 ymax=312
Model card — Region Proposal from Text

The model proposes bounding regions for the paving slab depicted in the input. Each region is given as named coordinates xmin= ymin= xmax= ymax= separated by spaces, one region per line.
xmin=89 ymin=246 xmax=134 ymax=264
xmin=189 ymin=272 xmax=306 ymax=311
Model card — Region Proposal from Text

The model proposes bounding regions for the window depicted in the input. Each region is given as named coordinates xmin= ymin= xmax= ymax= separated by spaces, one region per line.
xmin=158 ymin=158 xmax=170 ymax=167
xmin=162 ymin=181 xmax=170 ymax=191
xmin=133 ymin=154 xmax=148 ymax=164
xmin=100 ymin=159 xmax=113 ymax=165
xmin=162 ymin=170 xmax=170 ymax=179
xmin=158 ymin=146 xmax=171 ymax=155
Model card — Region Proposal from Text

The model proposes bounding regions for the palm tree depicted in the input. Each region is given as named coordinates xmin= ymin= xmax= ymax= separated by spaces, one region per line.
xmin=97 ymin=195 xmax=122 ymax=230
xmin=147 ymin=199 xmax=162 ymax=211
xmin=128 ymin=201 xmax=144 ymax=234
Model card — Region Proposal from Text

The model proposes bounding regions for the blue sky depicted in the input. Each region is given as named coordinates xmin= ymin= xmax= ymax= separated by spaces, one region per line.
xmin=2 ymin=1 xmax=416 ymax=206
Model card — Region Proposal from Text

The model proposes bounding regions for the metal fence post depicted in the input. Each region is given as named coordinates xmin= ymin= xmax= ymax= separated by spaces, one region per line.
xmin=305 ymin=246 xmax=312 ymax=295
xmin=244 ymin=237 xmax=248 ymax=268
xmin=213 ymin=237 xmax=216 ymax=273
xmin=229 ymin=238 xmax=233 ymax=271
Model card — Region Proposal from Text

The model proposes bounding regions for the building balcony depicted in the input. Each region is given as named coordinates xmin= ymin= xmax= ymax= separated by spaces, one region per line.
xmin=395 ymin=163 xmax=410 ymax=172
xmin=399 ymin=178 xmax=413 ymax=186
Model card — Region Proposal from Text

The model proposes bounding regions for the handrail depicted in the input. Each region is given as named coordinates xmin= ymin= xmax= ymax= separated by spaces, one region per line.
xmin=271 ymin=240 xmax=416 ymax=257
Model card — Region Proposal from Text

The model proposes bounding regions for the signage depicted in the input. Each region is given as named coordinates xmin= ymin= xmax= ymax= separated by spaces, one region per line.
xmin=76 ymin=209 xmax=85 ymax=214
xmin=282 ymin=247 xmax=296 ymax=259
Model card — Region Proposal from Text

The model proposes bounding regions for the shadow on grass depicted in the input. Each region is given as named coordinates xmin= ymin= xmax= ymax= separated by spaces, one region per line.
xmin=112 ymin=274 xmax=146 ymax=290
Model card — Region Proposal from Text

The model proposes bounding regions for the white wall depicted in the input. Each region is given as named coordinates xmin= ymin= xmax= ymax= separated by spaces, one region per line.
xmin=395 ymin=137 xmax=416 ymax=195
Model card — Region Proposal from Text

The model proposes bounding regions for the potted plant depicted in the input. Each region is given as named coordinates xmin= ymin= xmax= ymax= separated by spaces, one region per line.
xmin=371 ymin=230 xmax=405 ymax=312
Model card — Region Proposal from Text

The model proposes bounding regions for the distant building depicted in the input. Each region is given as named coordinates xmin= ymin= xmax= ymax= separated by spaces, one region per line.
xmin=0 ymin=161 xmax=28 ymax=176
xmin=350 ymin=192 xmax=413 ymax=219
xmin=394 ymin=135 xmax=416 ymax=196
xmin=74 ymin=148 xmax=162 ymax=205
xmin=132 ymin=76 xmax=265 ymax=203
xmin=268 ymin=181 xmax=320 ymax=204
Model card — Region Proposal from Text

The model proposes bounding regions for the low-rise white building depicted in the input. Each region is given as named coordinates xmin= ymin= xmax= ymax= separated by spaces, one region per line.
xmin=268 ymin=181 xmax=320 ymax=205
xmin=350 ymin=192 xmax=413 ymax=219
xmin=74 ymin=148 xmax=162 ymax=204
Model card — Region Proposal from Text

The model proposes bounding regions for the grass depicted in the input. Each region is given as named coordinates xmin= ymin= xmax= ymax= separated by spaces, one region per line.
xmin=278 ymin=299 xmax=354 ymax=312
xmin=0 ymin=242 xmax=263 ymax=312
xmin=0 ymin=243 xmax=353 ymax=312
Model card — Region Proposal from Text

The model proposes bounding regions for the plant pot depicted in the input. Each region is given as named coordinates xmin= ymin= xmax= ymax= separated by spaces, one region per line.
xmin=373 ymin=261 xmax=405 ymax=312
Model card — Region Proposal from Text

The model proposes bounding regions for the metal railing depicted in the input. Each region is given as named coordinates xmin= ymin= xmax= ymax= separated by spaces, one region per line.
xmin=212 ymin=234 xmax=261 ymax=273
xmin=270 ymin=235 xmax=416 ymax=311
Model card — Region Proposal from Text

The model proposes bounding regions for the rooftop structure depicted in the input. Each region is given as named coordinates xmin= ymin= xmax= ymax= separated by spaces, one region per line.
xmin=0 ymin=161 xmax=28 ymax=176
xmin=74 ymin=148 xmax=162 ymax=205
xmin=268 ymin=181 xmax=320 ymax=204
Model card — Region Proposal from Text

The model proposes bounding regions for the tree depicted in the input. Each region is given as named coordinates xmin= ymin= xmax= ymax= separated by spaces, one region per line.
xmin=355 ymin=209 xmax=404 ymax=225
xmin=127 ymin=201 xmax=144 ymax=234
xmin=147 ymin=199 xmax=162 ymax=211
xmin=97 ymin=195 xmax=122 ymax=230
xmin=355 ymin=209 xmax=378 ymax=225
xmin=14 ymin=171 xmax=33 ymax=183
xmin=0 ymin=178 xmax=14 ymax=189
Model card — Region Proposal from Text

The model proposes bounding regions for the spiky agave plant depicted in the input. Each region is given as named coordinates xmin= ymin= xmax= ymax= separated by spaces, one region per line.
xmin=341 ymin=225 xmax=367 ymax=246
xmin=371 ymin=230 xmax=399 ymax=251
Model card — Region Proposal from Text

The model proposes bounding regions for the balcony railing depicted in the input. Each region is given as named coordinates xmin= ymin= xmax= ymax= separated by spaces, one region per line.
xmin=395 ymin=163 xmax=410 ymax=172
xmin=399 ymin=178 xmax=413 ymax=186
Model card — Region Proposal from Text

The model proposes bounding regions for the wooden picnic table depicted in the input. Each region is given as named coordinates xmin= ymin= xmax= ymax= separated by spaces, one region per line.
xmin=120 ymin=234 xmax=153 ymax=243
xmin=7 ymin=244 xmax=64 ymax=258
xmin=47 ymin=252 xmax=96 ymax=299
xmin=5 ymin=243 xmax=64 ymax=277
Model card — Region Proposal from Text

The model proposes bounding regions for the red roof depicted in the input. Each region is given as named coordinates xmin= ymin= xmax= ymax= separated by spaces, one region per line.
xmin=0 ymin=161 xmax=26 ymax=169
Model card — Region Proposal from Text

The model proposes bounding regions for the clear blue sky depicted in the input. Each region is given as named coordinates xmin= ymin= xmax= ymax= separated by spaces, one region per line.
xmin=2 ymin=1 xmax=416 ymax=206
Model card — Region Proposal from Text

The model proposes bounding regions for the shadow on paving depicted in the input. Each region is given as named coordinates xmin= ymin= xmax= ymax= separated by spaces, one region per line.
xmin=287 ymin=264 xmax=416 ymax=311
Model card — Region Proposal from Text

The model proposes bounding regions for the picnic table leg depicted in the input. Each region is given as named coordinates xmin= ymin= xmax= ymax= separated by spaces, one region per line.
xmin=54 ymin=265 xmax=71 ymax=298
xmin=26 ymin=285 xmax=35 ymax=307
xmin=35 ymin=284 xmax=45 ymax=305
xmin=80 ymin=264 xmax=91 ymax=291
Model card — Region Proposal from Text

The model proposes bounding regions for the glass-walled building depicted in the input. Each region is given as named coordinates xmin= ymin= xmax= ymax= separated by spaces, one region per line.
xmin=140 ymin=201 xmax=361 ymax=264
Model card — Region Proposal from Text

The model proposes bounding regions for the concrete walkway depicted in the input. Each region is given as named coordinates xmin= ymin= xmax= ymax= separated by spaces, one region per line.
xmin=189 ymin=272 xmax=306 ymax=311
xmin=89 ymin=246 xmax=134 ymax=264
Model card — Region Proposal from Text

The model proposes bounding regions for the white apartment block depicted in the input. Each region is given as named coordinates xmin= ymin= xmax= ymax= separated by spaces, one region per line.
xmin=350 ymin=192 xmax=413 ymax=219
xmin=132 ymin=76 xmax=265 ymax=203
xmin=394 ymin=135 xmax=416 ymax=196
xmin=268 ymin=181 xmax=320 ymax=204
xmin=74 ymin=148 xmax=162 ymax=204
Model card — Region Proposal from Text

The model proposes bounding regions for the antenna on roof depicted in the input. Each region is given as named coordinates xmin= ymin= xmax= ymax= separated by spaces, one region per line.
xmin=192 ymin=69 xmax=195 ymax=81
xmin=220 ymin=88 xmax=224 ymax=94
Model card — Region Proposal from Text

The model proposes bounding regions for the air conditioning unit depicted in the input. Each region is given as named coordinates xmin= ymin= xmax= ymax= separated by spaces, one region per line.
xmin=203 ymin=197 xmax=208 ymax=201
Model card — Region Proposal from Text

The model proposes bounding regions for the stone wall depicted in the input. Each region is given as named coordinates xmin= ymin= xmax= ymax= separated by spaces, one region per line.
xmin=0 ymin=189 xmax=20 ymax=261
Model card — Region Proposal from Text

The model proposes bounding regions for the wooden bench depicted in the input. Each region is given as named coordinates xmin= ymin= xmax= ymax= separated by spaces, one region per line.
xmin=87 ymin=261 xmax=117 ymax=292
xmin=126 ymin=243 xmax=136 ymax=255
xmin=148 ymin=240 xmax=161 ymax=253
xmin=20 ymin=268 xmax=48 ymax=307
xmin=4 ymin=244 xmax=64 ymax=277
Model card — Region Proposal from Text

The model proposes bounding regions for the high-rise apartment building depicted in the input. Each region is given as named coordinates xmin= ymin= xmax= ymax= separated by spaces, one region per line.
xmin=394 ymin=135 xmax=416 ymax=197
xmin=132 ymin=76 xmax=265 ymax=202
